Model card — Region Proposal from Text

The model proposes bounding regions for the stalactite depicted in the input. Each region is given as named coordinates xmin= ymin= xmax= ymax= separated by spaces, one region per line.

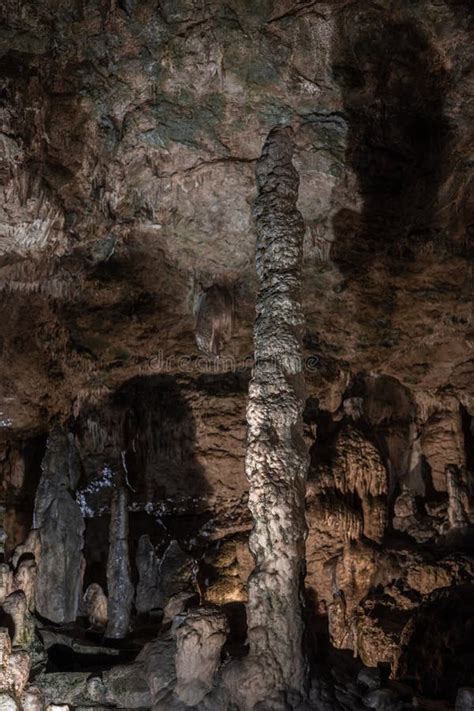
xmin=105 ymin=486 xmax=134 ymax=639
xmin=237 ymin=126 xmax=309 ymax=703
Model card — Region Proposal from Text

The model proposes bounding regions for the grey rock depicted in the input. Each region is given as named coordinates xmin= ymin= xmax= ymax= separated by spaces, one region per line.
xmin=135 ymin=534 xmax=161 ymax=614
xmin=106 ymin=486 xmax=134 ymax=639
xmin=456 ymin=688 xmax=474 ymax=710
xmin=174 ymin=606 xmax=229 ymax=706
xmin=34 ymin=428 xmax=85 ymax=625
xmin=36 ymin=663 xmax=151 ymax=709
xmin=158 ymin=540 xmax=195 ymax=610
xmin=0 ymin=694 xmax=19 ymax=711
xmin=137 ymin=632 xmax=177 ymax=706
xmin=364 ymin=688 xmax=408 ymax=710
xmin=357 ymin=668 xmax=384 ymax=692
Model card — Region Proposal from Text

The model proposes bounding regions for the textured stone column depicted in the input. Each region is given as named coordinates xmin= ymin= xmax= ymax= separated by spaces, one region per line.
xmin=105 ymin=486 xmax=134 ymax=639
xmin=34 ymin=428 xmax=84 ymax=624
xmin=245 ymin=127 xmax=309 ymax=696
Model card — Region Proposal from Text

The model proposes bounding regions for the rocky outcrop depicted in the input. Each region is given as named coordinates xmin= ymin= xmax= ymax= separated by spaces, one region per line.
xmin=83 ymin=584 xmax=108 ymax=629
xmin=201 ymin=535 xmax=253 ymax=605
xmin=2 ymin=592 xmax=34 ymax=649
xmin=174 ymin=607 xmax=228 ymax=706
xmin=135 ymin=534 xmax=160 ymax=614
xmin=0 ymin=628 xmax=31 ymax=706
xmin=136 ymin=538 xmax=195 ymax=615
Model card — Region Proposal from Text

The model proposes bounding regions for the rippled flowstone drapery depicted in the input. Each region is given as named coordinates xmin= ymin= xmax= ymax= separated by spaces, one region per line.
xmin=225 ymin=126 xmax=309 ymax=708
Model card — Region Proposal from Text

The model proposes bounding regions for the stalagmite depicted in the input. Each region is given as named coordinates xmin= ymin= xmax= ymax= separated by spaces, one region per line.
xmin=174 ymin=607 xmax=229 ymax=706
xmin=12 ymin=561 xmax=37 ymax=613
xmin=0 ymin=567 xmax=12 ymax=607
xmin=2 ymin=591 xmax=34 ymax=649
xmin=34 ymin=428 xmax=85 ymax=624
xmin=227 ymin=126 xmax=309 ymax=705
xmin=83 ymin=584 xmax=108 ymax=629
xmin=446 ymin=465 xmax=468 ymax=530
xmin=105 ymin=486 xmax=134 ymax=639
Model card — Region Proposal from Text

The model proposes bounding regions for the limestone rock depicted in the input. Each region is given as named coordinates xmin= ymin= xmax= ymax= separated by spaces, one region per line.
xmin=0 ymin=568 xmax=13 ymax=608
xmin=135 ymin=534 xmax=160 ymax=614
xmin=106 ymin=486 xmax=134 ymax=639
xmin=11 ymin=532 xmax=41 ymax=572
xmin=83 ymin=583 xmax=108 ymax=628
xmin=162 ymin=591 xmax=198 ymax=626
xmin=0 ymin=694 xmax=19 ymax=711
xmin=363 ymin=688 xmax=408 ymax=710
xmin=420 ymin=409 xmax=465 ymax=492
xmin=201 ymin=536 xmax=253 ymax=605
xmin=195 ymin=284 xmax=233 ymax=356
xmin=174 ymin=606 xmax=229 ymax=706
xmin=137 ymin=633 xmax=177 ymax=707
xmin=37 ymin=664 xmax=151 ymax=709
xmin=455 ymin=688 xmax=474 ymax=710
xmin=2 ymin=591 xmax=35 ymax=649
xmin=0 ymin=628 xmax=31 ymax=701
xmin=20 ymin=685 xmax=44 ymax=711
xmin=235 ymin=125 xmax=310 ymax=707
xmin=356 ymin=667 xmax=384 ymax=692
xmin=13 ymin=560 xmax=37 ymax=612
xmin=34 ymin=429 xmax=85 ymax=625
xmin=156 ymin=540 xmax=195 ymax=611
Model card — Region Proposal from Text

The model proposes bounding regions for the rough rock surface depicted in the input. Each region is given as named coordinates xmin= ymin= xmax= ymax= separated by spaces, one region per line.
xmin=33 ymin=429 xmax=85 ymax=625
xmin=0 ymin=0 xmax=472 ymax=709
xmin=83 ymin=583 xmax=108 ymax=629
xmin=174 ymin=606 xmax=229 ymax=706
xmin=105 ymin=486 xmax=134 ymax=639
xmin=225 ymin=126 xmax=310 ymax=707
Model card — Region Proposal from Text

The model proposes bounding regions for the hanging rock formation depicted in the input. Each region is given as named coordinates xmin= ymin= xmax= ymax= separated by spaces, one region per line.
xmin=33 ymin=429 xmax=84 ymax=625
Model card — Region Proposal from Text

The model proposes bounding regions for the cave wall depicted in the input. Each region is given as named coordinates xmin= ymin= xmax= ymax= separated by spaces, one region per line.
xmin=0 ymin=0 xmax=472 ymax=708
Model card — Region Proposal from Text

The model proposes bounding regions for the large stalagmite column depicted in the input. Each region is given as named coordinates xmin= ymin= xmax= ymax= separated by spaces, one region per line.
xmin=245 ymin=126 xmax=309 ymax=696
xmin=34 ymin=427 xmax=85 ymax=624
xmin=106 ymin=485 xmax=134 ymax=639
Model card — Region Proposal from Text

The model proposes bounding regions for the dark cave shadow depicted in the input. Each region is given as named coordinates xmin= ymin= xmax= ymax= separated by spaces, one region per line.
xmin=80 ymin=375 xmax=213 ymax=592
xmin=112 ymin=374 xmax=212 ymax=503
xmin=330 ymin=7 xmax=451 ymax=346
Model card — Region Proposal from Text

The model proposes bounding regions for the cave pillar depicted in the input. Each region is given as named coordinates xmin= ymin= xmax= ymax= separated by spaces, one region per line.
xmin=34 ymin=427 xmax=84 ymax=624
xmin=105 ymin=485 xmax=134 ymax=639
xmin=245 ymin=126 xmax=309 ymax=695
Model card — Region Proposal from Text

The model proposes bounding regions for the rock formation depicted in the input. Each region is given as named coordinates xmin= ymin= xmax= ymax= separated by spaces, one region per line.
xmin=105 ymin=486 xmax=134 ymax=639
xmin=83 ymin=584 xmax=108 ymax=629
xmin=33 ymin=429 xmax=85 ymax=625
xmin=174 ymin=607 xmax=229 ymax=706
xmin=0 ymin=0 xmax=472 ymax=709
xmin=225 ymin=126 xmax=310 ymax=707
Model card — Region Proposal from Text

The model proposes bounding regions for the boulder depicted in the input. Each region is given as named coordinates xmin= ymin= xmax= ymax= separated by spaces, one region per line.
xmin=174 ymin=607 xmax=229 ymax=706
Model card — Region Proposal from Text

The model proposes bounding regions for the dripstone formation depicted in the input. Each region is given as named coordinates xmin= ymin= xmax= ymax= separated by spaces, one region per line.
xmin=0 ymin=0 xmax=472 ymax=709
